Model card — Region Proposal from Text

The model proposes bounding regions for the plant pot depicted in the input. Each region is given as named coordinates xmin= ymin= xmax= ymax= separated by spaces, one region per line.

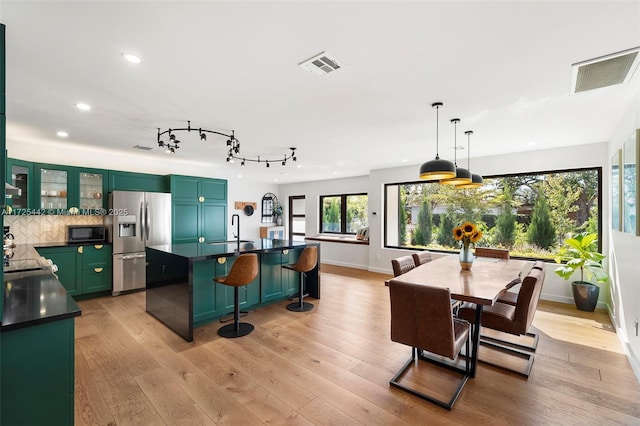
xmin=571 ymin=281 xmax=599 ymax=312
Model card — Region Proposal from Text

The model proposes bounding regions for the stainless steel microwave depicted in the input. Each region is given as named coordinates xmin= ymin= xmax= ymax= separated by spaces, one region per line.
xmin=67 ymin=225 xmax=106 ymax=243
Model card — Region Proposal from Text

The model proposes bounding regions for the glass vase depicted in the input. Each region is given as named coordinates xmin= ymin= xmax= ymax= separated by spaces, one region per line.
xmin=459 ymin=246 xmax=474 ymax=270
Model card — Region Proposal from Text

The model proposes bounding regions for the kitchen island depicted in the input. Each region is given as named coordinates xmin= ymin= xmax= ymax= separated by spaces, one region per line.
xmin=146 ymin=239 xmax=320 ymax=341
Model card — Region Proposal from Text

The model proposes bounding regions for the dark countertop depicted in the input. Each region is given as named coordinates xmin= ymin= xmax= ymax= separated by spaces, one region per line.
xmin=31 ymin=240 xmax=111 ymax=249
xmin=2 ymin=243 xmax=84 ymax=331
xmin=147 ymin=238 xmax=317 ymax=261
xmin=2 ymin=271 xmax=81 ymax=332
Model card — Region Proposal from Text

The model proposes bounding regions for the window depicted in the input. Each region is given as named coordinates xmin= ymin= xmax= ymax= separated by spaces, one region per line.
xmin=320 ymin=193 xmax=368 ymax=234
xmin=384 ymin=167 xmax=602 ymax=259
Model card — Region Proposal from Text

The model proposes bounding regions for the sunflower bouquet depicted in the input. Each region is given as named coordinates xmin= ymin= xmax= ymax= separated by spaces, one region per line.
xmin=452 ymin=222 xmax=482 ymax=250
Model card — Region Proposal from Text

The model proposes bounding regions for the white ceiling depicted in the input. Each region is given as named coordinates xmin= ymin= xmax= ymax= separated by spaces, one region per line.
xmin=1 ymin=1 xmax=639 ymax=183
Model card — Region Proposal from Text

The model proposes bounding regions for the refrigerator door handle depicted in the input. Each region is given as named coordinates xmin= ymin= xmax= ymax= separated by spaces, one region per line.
xmin=121 ymin=253 xmax=146 ymax=260
xmin=139 ymin=201 xmax=145 ymax=242
xmin=145 ymin=201 xmax=150 ymax=242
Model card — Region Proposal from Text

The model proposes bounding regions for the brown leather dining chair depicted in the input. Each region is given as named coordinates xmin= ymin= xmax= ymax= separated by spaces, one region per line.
xmin=474 ymin=247 xmax=510 ymax=259
xmin=389 ymin=280 xmax=471 ymax=410
xmin=457 ymin=264 xmax=546 ymax=376
xmin=411 ymin=250 xmax=433 ymax=266
xmin=391 ymin=255 xmax=416 ymax=277
xmin=488 ymin=261 xmax=546 ymax=352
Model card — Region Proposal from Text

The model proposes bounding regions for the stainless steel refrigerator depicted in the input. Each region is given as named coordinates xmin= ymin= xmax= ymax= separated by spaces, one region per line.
xmin=108 ymin=191 xmax=172 ymax=295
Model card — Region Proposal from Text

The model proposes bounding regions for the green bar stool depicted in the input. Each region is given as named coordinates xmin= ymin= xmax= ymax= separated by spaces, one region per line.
xmin=213 ymin=253 xmax=259 ymax=338
xmin=283 ymin=246 xmax=318 ymax=312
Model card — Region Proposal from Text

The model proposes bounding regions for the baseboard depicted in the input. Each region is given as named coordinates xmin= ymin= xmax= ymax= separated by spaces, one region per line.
xmin=540 ymin=293 xmax=608 ymax=310
xmin=321 ymin=260 xmax=369 ymax=270
xmin=626 ymin=343 xmax=640 ymax=383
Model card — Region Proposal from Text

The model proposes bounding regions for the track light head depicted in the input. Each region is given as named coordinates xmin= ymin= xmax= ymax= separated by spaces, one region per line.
xmin=266 ymin=162 xmax=270 ymax=168
xmin=200 ymin=133 xmax=206 ymax=141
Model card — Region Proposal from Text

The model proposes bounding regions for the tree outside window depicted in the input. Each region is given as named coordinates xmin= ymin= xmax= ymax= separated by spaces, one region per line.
xmin=384 ymin=168 xmax=601 ymax=259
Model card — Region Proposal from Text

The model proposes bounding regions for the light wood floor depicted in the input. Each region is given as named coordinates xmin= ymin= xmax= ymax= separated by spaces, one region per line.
xmin=74 ymin=264 xmax=640 ymax=425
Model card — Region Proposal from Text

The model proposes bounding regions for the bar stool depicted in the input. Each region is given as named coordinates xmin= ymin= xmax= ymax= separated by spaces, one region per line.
xmin=213 ymin=253 xmax=259 ymax=338
xmin=283 ymin=246 xmax=318 ymax=312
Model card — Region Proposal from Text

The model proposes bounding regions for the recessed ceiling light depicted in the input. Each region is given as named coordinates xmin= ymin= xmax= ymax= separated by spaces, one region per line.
xmin=56 ymin=131 xmax=68 ymax=138
xmin=76 ymin=102 xmax=91 ymax=111
xmin=296 ymin=165 xmax=302 ymax=168
xmin=401 ymin=158 xmax=408 ymax=162
xmin=528 ymin=142 xmax=537 ymax=146
xmin=122 ymin=53 xmax=142 ymax=64
xmin=237 ymin=174 xmax=243 ymax=178
xmin=274 ymin=179 xmax=279 ymax=182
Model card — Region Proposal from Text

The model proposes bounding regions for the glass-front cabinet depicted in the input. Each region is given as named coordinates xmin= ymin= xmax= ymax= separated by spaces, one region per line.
xmin=78 ymin=171 xmax=104 ymax=211
xmin=34 ymin=163 xmax=108 ymax=214
xmin=6 ymin=158 xmax=34 ymax=211
xmin=38 ymin=166 xmax=68 ymax=210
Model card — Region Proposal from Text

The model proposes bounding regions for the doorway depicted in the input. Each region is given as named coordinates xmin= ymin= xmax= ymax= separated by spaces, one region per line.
xmin=288 ymin=195 xmax=305 ymax=241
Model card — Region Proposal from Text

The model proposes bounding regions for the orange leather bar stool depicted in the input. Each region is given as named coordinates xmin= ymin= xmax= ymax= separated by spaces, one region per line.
xmin=283 ymin=246 xmax=318 ymax=312
xmin=213 ymin=253 xmax=259 ymax=338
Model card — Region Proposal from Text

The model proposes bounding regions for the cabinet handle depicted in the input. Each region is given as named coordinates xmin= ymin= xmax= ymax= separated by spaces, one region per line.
xmin=94 ymin=245 xmax=103 ymax=250
xmin=94 ymin=267 xmax=103 ymax=273
xmin=198 ymin=196 xmax=205 ymax=203
xmin=77 ymin=246 xmax=83 ymax=254
xmin=198 ymin=236 xmax=205 ymax=243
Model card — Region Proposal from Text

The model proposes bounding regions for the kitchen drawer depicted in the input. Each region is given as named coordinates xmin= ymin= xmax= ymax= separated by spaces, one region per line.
xmin=78 ymin=244 xmax=112 ymax=266
xmin=82 ymin=265 xmax=112 ymax=293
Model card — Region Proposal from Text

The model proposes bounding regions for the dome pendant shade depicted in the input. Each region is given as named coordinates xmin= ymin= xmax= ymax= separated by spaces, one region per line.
xmin=457 ymin=173 xmax=484 ymax=188
xmin=419 ymin=102 xmax=456 ymax=180
xmin=440 ymin=166 xmax=472 ymax=185
xmin=419 ymin=157 xmax=456 ymax=180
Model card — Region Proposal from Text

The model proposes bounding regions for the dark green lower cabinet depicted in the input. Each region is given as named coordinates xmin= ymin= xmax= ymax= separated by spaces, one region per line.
xmin=36 ymin=247 xmax=80 ymax=295
xmin=192 ymin=256 xmax=260 ymax=327
xmin=37 ymin=245 xmax=112 ymax=298
xmin=1 ymin=318 xmax=75 ymax=426
xmin=261 ymin=249 xmax=302 ymax=302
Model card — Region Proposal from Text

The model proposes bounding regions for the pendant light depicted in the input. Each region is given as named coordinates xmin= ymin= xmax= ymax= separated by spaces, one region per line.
xmin=457 ymin=130 xmax=484 ymax=189
xmin=440 ymin=118 xmax=472 ymax=185
xmin=419 ymin=102 xmax=456 ymax=180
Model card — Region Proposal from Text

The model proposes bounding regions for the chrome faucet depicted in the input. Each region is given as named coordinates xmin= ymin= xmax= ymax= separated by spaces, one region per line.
xmin=232 ymin=214 xmax=240 ymax=249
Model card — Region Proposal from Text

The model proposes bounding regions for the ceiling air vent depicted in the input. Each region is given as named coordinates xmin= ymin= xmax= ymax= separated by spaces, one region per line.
xmin=571 ymin=46 xmax=640 ymax=94
xmin=133 ymin=145 xmax=153 ymax=151
xmin=299 ymin=51 xmax=341 ymax=76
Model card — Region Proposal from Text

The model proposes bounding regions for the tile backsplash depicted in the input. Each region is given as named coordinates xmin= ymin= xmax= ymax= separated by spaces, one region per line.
xmin=5 ymin=215 xmax=104 ymax=244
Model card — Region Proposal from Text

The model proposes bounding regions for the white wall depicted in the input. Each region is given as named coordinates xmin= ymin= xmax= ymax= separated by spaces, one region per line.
xmin=608 ymin=88 xmax=640 ymax=380
xmin=279 ymin=176 xmax=370 ymax=268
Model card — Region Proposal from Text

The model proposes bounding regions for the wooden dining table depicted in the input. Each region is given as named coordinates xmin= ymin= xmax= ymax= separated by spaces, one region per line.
xmin=388 ymin=255 xmax=532 ymax=377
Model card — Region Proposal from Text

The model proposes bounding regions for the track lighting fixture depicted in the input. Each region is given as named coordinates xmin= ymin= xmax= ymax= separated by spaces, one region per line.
xmin=157 ymin=121 xmax=298 ymax=165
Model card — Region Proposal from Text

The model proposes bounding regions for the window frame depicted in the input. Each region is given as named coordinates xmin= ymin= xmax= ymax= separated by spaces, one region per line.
xmin=383 ymin=166 xmax=603 ymax=259
xmin=319 ymin=192 xmax=368 ymax=235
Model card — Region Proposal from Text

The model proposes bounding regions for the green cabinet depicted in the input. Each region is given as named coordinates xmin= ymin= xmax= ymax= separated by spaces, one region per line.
xmin=1 ymin=318 xmax=75 ymax=426
xmin=108 ymin=170 xmax=168 ymax=193
xmin=33 ymin=163 xmax=108 ymax=213
xmin=192 ymin=255 xmax=260 ymax=327
xmin=171 ymin=175 xmax=227 ymax=243
xmin=5 ymin=158 xmax=34 ymax=211
xmin=36 ymin=246 xmax=80 ymax=295
xmin=260 ymin=249 xmax=302 ymax=303
xmin=37 ymin=244 xmax=112 ymax=297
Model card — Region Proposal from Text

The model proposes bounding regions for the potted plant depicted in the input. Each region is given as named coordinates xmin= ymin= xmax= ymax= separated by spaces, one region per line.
xmin=554 ymin=232 xmax=608 ymax=312
xmin=273 ymin=203 xmax=283 ymax=225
